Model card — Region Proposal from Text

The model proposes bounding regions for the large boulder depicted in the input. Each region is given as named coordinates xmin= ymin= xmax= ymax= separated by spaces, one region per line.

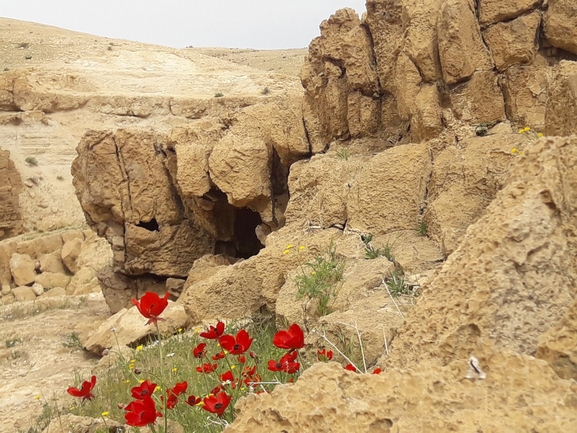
xmin=0 ymin=148 xmax=23 ymax=240
xmin=9 ymin=253 xmax=36 ymax=286
xmin=543 ymin=0 xmax=577 ymax=55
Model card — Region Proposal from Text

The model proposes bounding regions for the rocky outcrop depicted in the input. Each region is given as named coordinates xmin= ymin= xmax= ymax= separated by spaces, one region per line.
xmin=301 ymin=1 xmax=577 ymax=146
xmin=227 ymin=358 xmax=577 ymax=433
xmin=385 ymin=136 xmax=577 ymax=369
xmin=0 ymin=148 xmax=23 ymax=240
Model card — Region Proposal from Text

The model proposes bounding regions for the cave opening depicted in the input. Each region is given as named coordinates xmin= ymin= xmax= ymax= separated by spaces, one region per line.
xmin=233 ymin=207 xmax=264 ymax=259
xmin=137 ymin=218 xmax=159 ymax=231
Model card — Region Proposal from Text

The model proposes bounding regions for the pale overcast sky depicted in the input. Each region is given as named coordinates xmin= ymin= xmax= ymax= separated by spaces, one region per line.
xmin=1 ymin=0 xmax=367 ymax=49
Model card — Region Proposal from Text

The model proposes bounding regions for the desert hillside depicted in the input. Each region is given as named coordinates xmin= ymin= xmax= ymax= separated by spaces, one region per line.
xmin=1 ymin=0 xmax=577 ymax=431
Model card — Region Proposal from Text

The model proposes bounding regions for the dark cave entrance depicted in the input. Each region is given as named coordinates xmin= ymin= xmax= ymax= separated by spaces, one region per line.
xmin=232 ymin=207 xmax=264 ymax=259
xmin=137 ymin=218 xmax=160 ymax=231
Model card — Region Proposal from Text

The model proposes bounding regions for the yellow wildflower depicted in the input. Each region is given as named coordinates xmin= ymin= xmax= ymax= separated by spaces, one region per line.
xmin=197 ymin=401 xmax=204 ymax=406
xmin=155 ymin=386 xmax=161 ymax=392
xmin=172 ymin=367 xmax=178 ymax=373
xmin=136 ymin=345 xmax=143 ymax=351
xmin=231 ymin=365 xmax=236 ymax=369
xmin=523 ymin=126 xmax=530 ymax=132
xmin=101 ymin=411 xmax=110 ymax=417
xmin=70 ymin=406 xmax=76 ymax=410
xmin=511 ymin=148 xmax=517 ymax=154
xmin=129 ymin=364 xmax=135 ymax=370
xmin=299 ymin=245 xmax=305 ymax=251
xmin=286 ymin=244 xmax=293 ymax=249
xmin=537 ymin=133 xmax=543 ymax=137
xmin=130 ymin=359 xmax=135 ymax=363
xmin=178 ymin=328 xmax=183 ymax=333
xmin=518 ymin=129 xmax=524 ymax=134
xmin=283 ymin=249 xmax=290 ymax=255
xmin=124 ymin=379 xmax=130 ymax=384
xmin=34 ymin=395 xmax=41 ymax=400
xmin=194 ymin=327 xmax=201 ymax=334
xmin=311 ymin=271 xmax=316 ymax=275
xmin=139 ymin=379 xmax=145 ymax=383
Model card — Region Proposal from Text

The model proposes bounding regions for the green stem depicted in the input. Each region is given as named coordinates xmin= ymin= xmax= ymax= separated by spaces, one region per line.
xmin=154 ymin=323 xmax=168 ymax=433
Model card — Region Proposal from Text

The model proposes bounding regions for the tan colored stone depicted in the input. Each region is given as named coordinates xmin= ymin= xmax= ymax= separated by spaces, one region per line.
xmin=484 ymin=12 xmax=541 ymax=71
xmin=39 ymin=250 xmax=66 ymax=274
xmin=346 ymin=92 xmax=379 ymax=138
xmin=545 ymin=61 xmax=577 ymax=136
xmin=0 ymin=240 xmax=17 ymax=285
xmin=502 ymin=64 xmax=549 ymax=130
xmin=544 ymin=0 xmax=577 ymax=55
xmin=450 ymin=71 xmax=505 ymax=123
xmin=394 ymin=53 xmax=421 ymax=121
xmin=30 ymin=282 xmax=44 ymax=296
xmin=0 ymin=148 xmax=23 ymax=240
xmin=438 ymin=0 xmax=494 ymax=84
xmin=60 ymin=229 xmax=85 ymax=244
xmin=16 ymin=233 xmax=63 ymax=259
xmin=387 ymin=136 xmax=577 ymax=369
xmin=410 ymin=84 xmax=443 ymax=141
xmin=479 ymin=0 xmax=541 ymax=26
xmin=42 ymin=414 xmax=122 ymax=433
xmin=61 ymin=238 xmax=82 ymax=274
xmin=227 ymin=355 xmax=577 ymax=433
xmin=35 ymin=272 xmax=70 ymax=290
xmin=12 ymin=286 xmax=36 ymax=302
xmin=84 ymin=301 xmax=190 ymax=355
xmin=9 ymin=253 xmax=36 ymax=286
xmin=39 ymin=286 xmax=66 ymax=298
xmin=347 ymin=143 xmax=431 ymax=234
xmin=65 ymin=267 xmax=97 ymax=295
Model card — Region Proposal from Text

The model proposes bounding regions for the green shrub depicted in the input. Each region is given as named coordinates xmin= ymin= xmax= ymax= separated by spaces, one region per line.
xmin=214 ymin=92 xmax=224 ymax=98
xmin=25 ymin=156 xmax=38 ymax=166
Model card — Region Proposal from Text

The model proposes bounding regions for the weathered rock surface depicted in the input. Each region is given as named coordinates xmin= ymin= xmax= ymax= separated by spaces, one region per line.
xmin=227 ymin=358 xmax=577 ymax=433
xmin=9 ymin=253 xmax=36 ymax=286
xmin=544 ymin=0 xmax=577 ymax=55
xmin=0 ymin=148 xmax=23 ymax=240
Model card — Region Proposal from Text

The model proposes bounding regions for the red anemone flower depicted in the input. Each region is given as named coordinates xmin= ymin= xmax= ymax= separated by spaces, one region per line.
xmin=67 ymin=375 xmax=96 ymax=402
xmin=193 ymin=343 xmax=207 ymax=358
xmin=344 ymin=364 xmax=358 ymax=372
xmin=132 ymin=292 xmax=170 ymax=326
xmin=317 ymin=348 xmax=334 ymax=361
xmin=200 ymin=321 xmax=226 ymax=339
xmin=212 ymin=351 xmax=225 ymax=361
xmin=162 ymin=381 xmax=188 ymax=408
xmin=273 ymin=323 xmax=304 ymax=350
xmin=268 ymin=352 xmax=300 ymax=374
xmin=186 ymin=395 xmax=202 ymax=406
xmin=372 ymin=368 xmax=382 ymax=374
xmin=220 ymin=370 xmax=237 ymax=388
xmin=131 ymin=379 xmax=157 ymax=400
xmin=196 ymin=363 xmax=218 ymax=374
xmin=125 ymin=396 xmax=162 ymax=427
xmin=202 ymin=392 xmax=232 ymax=417
xmin=219 ymin=329 xmax=253 ymax=355
xmin=237 ymin=354 xmax=246 ymax=364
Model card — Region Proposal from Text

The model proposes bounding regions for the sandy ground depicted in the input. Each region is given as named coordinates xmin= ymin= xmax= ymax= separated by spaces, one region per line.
xmin=0 ymin=294 xmax=110 ymax=432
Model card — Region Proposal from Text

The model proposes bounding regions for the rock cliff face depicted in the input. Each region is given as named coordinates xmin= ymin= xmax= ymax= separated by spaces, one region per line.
xmin=0 ymin=149 xmax=23 ymax=240
xmin=301 ymin=1 xmax=577 ymax=146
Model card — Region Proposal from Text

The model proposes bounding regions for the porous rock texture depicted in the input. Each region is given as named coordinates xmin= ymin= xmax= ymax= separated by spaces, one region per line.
xmin=0 ymin=148 xmax=23 ymax=240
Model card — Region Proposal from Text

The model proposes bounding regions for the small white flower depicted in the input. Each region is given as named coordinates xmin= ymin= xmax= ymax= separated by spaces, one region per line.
xmin=166 ymin=353 xmax=175 ymax=358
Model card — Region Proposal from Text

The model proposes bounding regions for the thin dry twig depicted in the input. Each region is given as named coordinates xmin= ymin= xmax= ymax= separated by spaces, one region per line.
xmin=312 ymin=329 xmax=359 ymax=372
xmin=333 ymin=320 xmax=367 ymax=373
xmin=382 ymin=326 xmax=389 ymax=356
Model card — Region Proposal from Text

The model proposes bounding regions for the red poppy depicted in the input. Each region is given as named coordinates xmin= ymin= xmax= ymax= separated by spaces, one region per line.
xmin=186 ymin=395 xmax=202 ymax=406
xmin=317 ymin=348 xmax=333 ymax=361
xmin=210 ymin=386 xmax=222 ymax=396
xmin=200 ymin=321 xmax=225 ymax=339
xmin=171 ymin=381 xmax=188 ymax=395
xmin=67 ymin=375 xmax=96 ymax=402
xmin=372 ymin=368 xmax=382 ymax=374
xmin=344 ymin=364 xmax=357 ymax=372
xmin=273 ymin=323 xmax=304 ymax=350
xmin=219 ymin=329 xmax=253 ymax=355
xmin=162 ymin=381 xmax=188 ymax=408
xmin=132 ymin=292 xmax=170 ymax=326
xmin=220 ymin=370 xmax=238 ymax=388
xmin=237 ymin=354 xmax=246 ymax=364
xmin=196 ymin=363 xmax=218 ymax=374
xmin=202 ymin=392 xmax=232 ymax=417
xmin=131 ymin=379 xmax=157 ymax=400
xmin=212 ymin=351 xmax=225 ymax=361
xmin=242 ymin=365 xmax=257 ymax=377
xmin=268 ymin=352 xmax=300 ymax=374
xmin=193 ymin=343 xmax=207 ymax=358
xmin=125 ymin=396 xmax=162 ymax=427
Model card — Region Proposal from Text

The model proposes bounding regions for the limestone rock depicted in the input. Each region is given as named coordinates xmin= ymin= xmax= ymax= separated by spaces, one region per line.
xmin=1 ymin=283 xmax=10 ymax=295
xmin=65 ymin=267 xmax=98 ymax=295
xmin=502 ymin=64 xmax=550 ymax=130
xmin=483 ymin=12 xmax=541 ymax=71
xmin=386 ymin=136 xmax=577 ymax=369
xmin=544 ymin=0 xmax=577 ymax=55
xmin=84 ymin=301 xmax=190 ymax=355
xmin=479 ymin=0 xmax=541 ymax=26
xmin=30 ymin=282 xmax=44 ymax=296
xmin=537 ymin=299 xmax=577 ymax=380
xmin=545 ymin=61 xmax=577 ymax=136
xmin=17 ymin=233 xmax=63 ymax=259
xmin=12 ymin=286 xmax=36 ymax=302
xmin=0 ymin=148 xmax=23 ymax=240
xmin=61 ymin=238 xmax=82 ymax=274
xmin=35 ymin=272 xmax=70 ymax=290
xmin=39 ymin=250 xmax=67 ymax=274
xmin=227 ymin=355 xmax=577 ymax=433
xmin=39 ymin=287 xmax=66 ymax=298
xmin=41 ymin=414 xmax=122 ymax=433
xmin=410 ymin=84 xmax=443 ymax=141
xmin=450 ymin=71 xmax=505 ymax=123
xmin=394 ymin=53 xmax=422 ymax=121
xmin=426 ymin=133 xmax=525 ymax=255
xmin=347 ymin=143 xmax=431 ymax=234
xmin=9 ymin=253 xmax=36 ymax=286
xmin=438 ymin=0 xmax=494 ymax=84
